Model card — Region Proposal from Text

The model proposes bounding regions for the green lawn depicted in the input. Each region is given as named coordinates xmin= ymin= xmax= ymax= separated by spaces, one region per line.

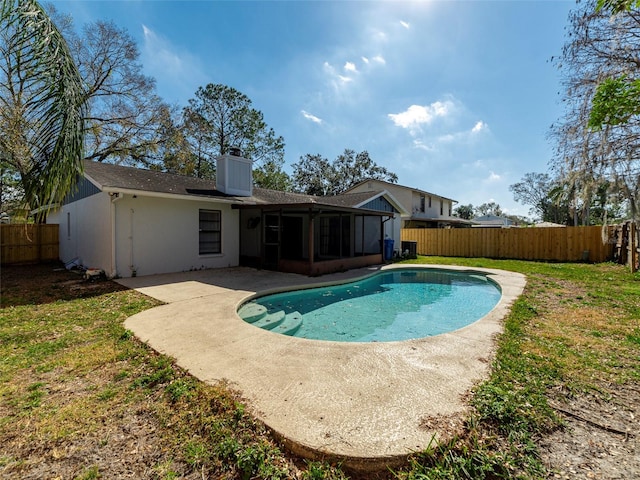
xmin=1 ymin=259 xmax=638 ymax=479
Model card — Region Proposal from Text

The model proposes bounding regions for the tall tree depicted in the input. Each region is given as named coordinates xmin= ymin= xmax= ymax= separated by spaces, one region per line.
xmin=152 ymin=105 xmax=199 ymax=176
xmin=182 ymin=84 xmax=285 ymax=180
xmin=333 ymin=149 xmax=398 ymax=194
xmin=291 ymin=149 xmax=397 ymax=196
xmin=551 ymin=0 xmax=640 ymax=222
xmin=291 ymin=154 xmax=333 ymax=196
xmin=453 ymin=204 xmax=474 ymax=220
xmin=589 ymin=0 xmax=640 ymax=128
xmin=1 ymin=0 xmax=86 ymax=221
xmin=252 ymin=159 xmax=292 ymax=191
xmin=474 ymin=202 xmax=503 ymax=217
xmin=62 ymin=16 xmax=168 ymax=167
xmin=597 ymin=0 xmax=640 ymax=13
xmin=509 ymin=172 xmax=557 ymax=221
xmin=510 ymin=172 xmax=577 ymax=224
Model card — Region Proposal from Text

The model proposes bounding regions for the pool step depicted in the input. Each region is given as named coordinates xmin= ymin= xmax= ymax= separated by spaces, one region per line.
xmin=238 ymin=303 xmax=267 ymax=323
xmin=252 ymin=310 xmax=286 ymax=330
xmin=272 ymin=311 xmax=303 ymax=336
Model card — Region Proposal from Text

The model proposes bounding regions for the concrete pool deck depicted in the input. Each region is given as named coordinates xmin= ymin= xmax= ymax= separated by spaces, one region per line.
xmin=119 ymin=264 xmax=526 ymax=471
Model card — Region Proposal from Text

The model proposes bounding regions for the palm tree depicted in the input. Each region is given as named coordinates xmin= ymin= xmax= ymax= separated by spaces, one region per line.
xmin=1 ymin=0 xmax=86 ymax=221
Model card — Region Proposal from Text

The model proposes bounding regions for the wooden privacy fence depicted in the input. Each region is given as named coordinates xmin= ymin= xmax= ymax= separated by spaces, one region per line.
xmin=1 ymin=224 xmax=59 ymax=265
xmin=401 ymin=225 xmax=612 ymax=263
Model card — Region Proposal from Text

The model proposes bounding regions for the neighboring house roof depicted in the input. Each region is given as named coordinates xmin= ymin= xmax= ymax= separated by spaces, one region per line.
xmin=406 ymin=217 xmax=475 ymax=226
xmin=472 ymin=215 xmax=515 ymax=226
xmin=345 ymin=178 xmax=457 ymax=203
xmin=79 ymin=161 xmax=399 ymax=215
xmin=534 ymin=222 xmax=566 ymax=228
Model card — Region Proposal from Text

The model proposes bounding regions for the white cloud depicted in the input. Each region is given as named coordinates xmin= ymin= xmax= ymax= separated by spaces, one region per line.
xmin=344 ymin=61 xmax=358 ymax=73
xmin=486 ymin=171 xmax=501 ymax=182
xmin=373 ymin=30 xmax=388 ymax=42
xmin=437 ymin=133 xmax=456 ymax=143
xmin=400 ymin=20 xmax=410 ymax=29
xmin=142 ymin=25 xmax=184 ymax=72
xmin=413 ymin=139 xmax=435 ymax=151
xmin=388 ymin=101 xmax=454 ymax=130
xmin=324 ymin=61 xmax=351 ymax=84
xmin=301 ymin=110 xmax=323 ymax=124
xmin=140 ymin=25 xmax=206 ymax=103
xmin=471 ymin=121 xmax=488 ymax=133
xmin=362 ymin=56 xmax=370 ymax=64
xmin=372 ymin=55 xmax=386 ymax=65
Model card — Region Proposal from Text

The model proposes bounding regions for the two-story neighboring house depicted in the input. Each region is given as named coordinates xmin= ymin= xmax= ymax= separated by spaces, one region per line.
xmin=344 ymin=179 xmax=473 ymax=228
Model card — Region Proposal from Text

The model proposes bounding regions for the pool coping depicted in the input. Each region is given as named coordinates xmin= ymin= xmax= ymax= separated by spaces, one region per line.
xmin=119 ymin=263 xmax=526 ymax=471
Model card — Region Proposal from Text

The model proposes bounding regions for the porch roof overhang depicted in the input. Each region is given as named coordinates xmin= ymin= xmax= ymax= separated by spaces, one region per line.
xmin=232 ymin=202 xmax=394 ymax=217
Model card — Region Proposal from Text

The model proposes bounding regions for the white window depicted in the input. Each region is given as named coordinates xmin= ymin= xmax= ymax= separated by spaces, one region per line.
xmin=199 ymin=209 xmax=221 ymax=254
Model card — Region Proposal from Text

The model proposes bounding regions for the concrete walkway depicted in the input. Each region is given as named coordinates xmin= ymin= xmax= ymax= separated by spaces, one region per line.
xmin=119 ymin=264 xmax=526 ymax=471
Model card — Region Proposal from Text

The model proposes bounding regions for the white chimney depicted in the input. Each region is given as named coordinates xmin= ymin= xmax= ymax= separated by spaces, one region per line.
xmin=216 ymin=149 xmax=253 ymax=197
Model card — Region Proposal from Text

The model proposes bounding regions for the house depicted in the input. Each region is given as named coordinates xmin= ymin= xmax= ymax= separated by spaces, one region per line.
xmin=343 ymin=179 xmax=472 ymax=228
xmin=47 ymin=155 xmax=405 ymax=278
xmin=471 ymin=215 xmax=516 ymax=228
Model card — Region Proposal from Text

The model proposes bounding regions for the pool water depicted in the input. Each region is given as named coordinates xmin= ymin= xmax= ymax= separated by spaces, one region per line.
xmin=238 ymin=268 xmax=502 ymax=342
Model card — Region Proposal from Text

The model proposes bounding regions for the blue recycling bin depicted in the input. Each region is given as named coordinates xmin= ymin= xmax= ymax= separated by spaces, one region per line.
xmin=384 ymin=238 xmax=394 ymax=260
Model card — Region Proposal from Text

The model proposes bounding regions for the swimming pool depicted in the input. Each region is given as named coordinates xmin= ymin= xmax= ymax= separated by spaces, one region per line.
xmin=237 ymin=268 xmax=502 ymax=342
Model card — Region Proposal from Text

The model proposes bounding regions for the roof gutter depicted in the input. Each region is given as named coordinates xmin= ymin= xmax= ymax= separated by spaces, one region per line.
xmin=232 ymin=202 xmax=393 ymax=217
xmin=100 ymin=186 xmax=258 ymax=205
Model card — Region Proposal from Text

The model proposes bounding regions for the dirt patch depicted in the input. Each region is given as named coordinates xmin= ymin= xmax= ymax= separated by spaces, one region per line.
xmin=1 ymin=262 xmax=127 ymax=307
xmin=539 ymin=383 xmax=640 ymax=479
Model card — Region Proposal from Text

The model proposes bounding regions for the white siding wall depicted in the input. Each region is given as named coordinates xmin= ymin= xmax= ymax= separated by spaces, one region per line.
xmin=385 ymin=213 xmax=401 ymax=252
xmin=48 ymin=192 xmax=113 ymax=271
xmin=50 ymin=193 xmax=240 ymax=278
xmin=113 ymin=195 xmax=239 ymax=277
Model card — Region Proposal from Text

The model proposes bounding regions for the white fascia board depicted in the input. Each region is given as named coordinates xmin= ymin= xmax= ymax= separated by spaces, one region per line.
xmin=83 ymin=172 xmax=104 ymax=190
xmin=100 ymin=186 xmax=258 ymax=205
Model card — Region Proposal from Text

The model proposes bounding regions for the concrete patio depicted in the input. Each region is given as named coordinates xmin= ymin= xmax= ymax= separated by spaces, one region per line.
xmin=119 ymin=264 xmax=526 ymax=471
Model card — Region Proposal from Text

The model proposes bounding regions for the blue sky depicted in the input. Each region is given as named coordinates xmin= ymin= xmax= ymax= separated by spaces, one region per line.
xmin=51 ymin=0 xmax=574 ymax=217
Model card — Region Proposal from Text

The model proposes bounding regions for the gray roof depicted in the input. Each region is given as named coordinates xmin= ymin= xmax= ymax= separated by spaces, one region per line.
xmin=472 ymin=215 xmax=515 ymax=226
xmin=83 ymin=160 xmax=232 ymax=199
xmin=345 ymin=178 xmax=457 ymax=203
xmin=82 ymin=160 xmax=387 ymax=210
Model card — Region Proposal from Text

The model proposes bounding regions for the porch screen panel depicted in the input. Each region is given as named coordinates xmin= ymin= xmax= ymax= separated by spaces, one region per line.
xmin=319 ymin=215 xmax=343 ymax=257
xmin=199 ymin=209 xmax=221 ymax=254
xmin=362 ymin=216 xmax=382 ymax=254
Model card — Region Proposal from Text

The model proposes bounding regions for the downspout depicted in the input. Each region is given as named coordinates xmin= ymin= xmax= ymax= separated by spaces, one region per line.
xmin=382 ymin=214 xmax=393 ymax=254
xmin=129 ymin=207 xmax=136 ymax=276
xmin=110 ymin=193 xmax=123 ymax=278
xmin=380 ymin=215 xmax=384 ymax=256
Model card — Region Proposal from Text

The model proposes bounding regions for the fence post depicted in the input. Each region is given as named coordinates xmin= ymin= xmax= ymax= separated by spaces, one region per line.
xmin=630 ymin=222 xmax=638 ymax=273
